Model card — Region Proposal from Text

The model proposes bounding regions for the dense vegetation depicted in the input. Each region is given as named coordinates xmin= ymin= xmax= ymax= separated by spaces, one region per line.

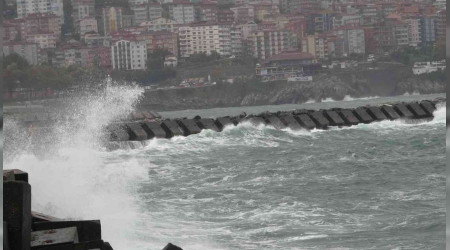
xmin=390 ymin=44 xmax=445 ymax=65
xmin=3 ymin=54 xmax=106 ymax=92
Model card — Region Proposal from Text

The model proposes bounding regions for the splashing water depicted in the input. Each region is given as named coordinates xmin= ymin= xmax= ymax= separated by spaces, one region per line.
xmin=4 ymin=81 xmax=148 ymax=249
xmin=3 ymin=90 xmax=445 ymax=250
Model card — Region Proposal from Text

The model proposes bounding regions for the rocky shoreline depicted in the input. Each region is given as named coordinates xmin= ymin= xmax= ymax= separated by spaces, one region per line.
xmin=138 ymin=64 xmax=445 ymax=112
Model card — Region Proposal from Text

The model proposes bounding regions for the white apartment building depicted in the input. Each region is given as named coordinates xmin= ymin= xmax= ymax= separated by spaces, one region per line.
xmin=178 ymin=23 xmax=232 ymax=57
xmin=3 ymin=42 xmax=39 ymax=65
xmin=406 ymin=19 xmax=421 ymax=47
xmin=168 ymin=1 xmax=195 ymax=24
xmin=17 ymin=0 xmax=64 ymax=23
xmin=111 ymin=40 xmax=147 ymax=70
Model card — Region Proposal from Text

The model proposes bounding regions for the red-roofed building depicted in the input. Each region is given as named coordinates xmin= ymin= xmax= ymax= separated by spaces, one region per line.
xmin=87 ymin=46 xmax=112 ymax=71
xmin=3 ymin=21 xmax=21 ymax=42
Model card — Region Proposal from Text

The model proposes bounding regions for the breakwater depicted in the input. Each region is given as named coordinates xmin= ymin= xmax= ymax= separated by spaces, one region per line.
xmin=107 ymin=99 xmax=443 ymax=142
xmin=3 ymin=169 xmax=184 ymax=250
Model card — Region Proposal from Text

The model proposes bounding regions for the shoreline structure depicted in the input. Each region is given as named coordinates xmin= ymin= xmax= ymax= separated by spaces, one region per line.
xmin=3 ymin=98 xmax=444 ymax=249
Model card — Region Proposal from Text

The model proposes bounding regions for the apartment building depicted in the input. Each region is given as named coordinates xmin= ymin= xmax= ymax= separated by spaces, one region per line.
xmin=168 ymin=0 xmax=195 ymax=24
xmin=334 ymin=27 xmax=365 ymax=57
xmin=98 ymin=7 xmax=123 ymax=35
xmin=26 ymin=32 xmax=57 ymax=48
xmin=301 ymin=34 xmax=328 ymax=59
xmin=249 ymin=29 xmax=291 ymax=60
xmin=17 ymin=0 xmax=64 ymax=23
xmin=139 ymin=17 xmax=181 ymax=32
xmin=3 ymin=42 xmax=39 ymax=65
xmin=406 ymin=18 xmax=421 ymax=47
xmin=421 ymin=15 xmax=436 ymax=44
xmin=178 ymin=22 xmax=232 ymax=57
xmin=71 ymin=0 xmax=95 ymax=24
xmin=111 ymin=40 xmax=147 ymax=70
xmin=76 ymin=18 xmax=98 ymax=35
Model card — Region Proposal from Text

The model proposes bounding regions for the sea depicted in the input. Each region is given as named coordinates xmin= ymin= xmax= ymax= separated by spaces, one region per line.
xmin=3 ymin=84 xmax=446 ymax=250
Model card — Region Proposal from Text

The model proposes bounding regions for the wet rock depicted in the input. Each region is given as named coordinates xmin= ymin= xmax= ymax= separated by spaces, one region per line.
xmin=162 ymin=243 xmax=183 ymax=250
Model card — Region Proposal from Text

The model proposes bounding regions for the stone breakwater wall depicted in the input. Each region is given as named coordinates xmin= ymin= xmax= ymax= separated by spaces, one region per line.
xmin=3 ymin=169 xmax=184 ymax=250
xmin=107 ymin=98 xmax=444 ymax=142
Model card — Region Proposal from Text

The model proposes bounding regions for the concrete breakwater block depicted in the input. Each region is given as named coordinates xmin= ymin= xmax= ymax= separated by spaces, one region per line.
xmin=336 ymin=109 xmax=360 ymax=126
xmin=196 ymin=118 xmax=221 ymax=132
xmin=353 ymin=107 xmax=373 ymax=123
xmin=107 ymin=124 xmax=130 ymax=141
xmin=265 ymin=116 xmax=287 ymax=129
xmin=215 ymin=117 xmax=235 ymax=130
xmin=280 ymin=115 xmax=303 ymax=130
xmin=309 ymin=111 xmax=329 ymax=129
xmin=161 ymin=120 xmax=184 ymax=137
xmin=393 ymin=103 xmax=414 ymax=118
xmin=163 ymin=243 xmax=183 ymax=250
xmin=142 ymin=121 xmax=168 ymax=139
xmin=419 ymin=101 xmax=436 ymax=115
xmin=4 ymin=181 xmax=32 ymax=250
xmin=295 ymin=114 xmax=316 ymax=130
xmin=406 ymin=102 xmax=429 ymax=118
xmin=126 ymin=123 xmax=148 ymax=141
xmin=247 ymin=116 xmax=266 ymax=126
xmin=380 ymin=105 xmax=400 ymax=120
xmin=323 ymin=110 xmax=346 ymax=126
xmin=366 ymin=106 xmax=387 ymax=121
xmin=177 ymin=119 xmax=202 ymax=136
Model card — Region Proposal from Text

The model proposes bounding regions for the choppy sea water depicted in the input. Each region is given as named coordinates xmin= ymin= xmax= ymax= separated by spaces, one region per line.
xmin=4 ymin=87 xmax=446 ymax=250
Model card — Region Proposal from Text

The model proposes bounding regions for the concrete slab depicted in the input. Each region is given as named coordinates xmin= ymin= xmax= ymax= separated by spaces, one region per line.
xmin=366 ymin=106 xmax=387 ymax=121
xmin=380 ymin=105 xmax=400 ymax=120
xmin=196 ymin=118 xmax=220 ymax=132
xmin=309 ymin=111 xmax=329 ymax=129
xmin=419 ymin=100 xmax=436 ymax=115
xmin=353 ymin=107 xmax=373 ymax=123
xmin=177 ymin=119 xmax=202 ymax=135
xmin=280 ymin=115 xmax=303 ymax=130
xmin=126 ymin=123 xmax=148 ymax=141
xmin=406 ymin=102 xmax=429 ymax=118
xmin=393 ymin=103 xmax=414 ymax=118
xmin=142 ymin=122 xmax=167 ymax=138
xmin=215 ymin=117 xmax=235 ymax=130
xmin=31 ymin=227 xmax=79 ymax=248
xmin=265 ymin=116 xmax=287 ymax=129
xmin=323 ymin=110 xmax=345 ymax=126
xmin=337 ymin=109 xmax=360 ymax=125
xmin=295 ymin=114 xmax=316 ymax=130
xmin=161 ymin=120 xmax=184 ymax=137
xmin=248 ymin=117 xmax=266 ymax=126
xmin=32 ymin=220 xmax=101 ymax=242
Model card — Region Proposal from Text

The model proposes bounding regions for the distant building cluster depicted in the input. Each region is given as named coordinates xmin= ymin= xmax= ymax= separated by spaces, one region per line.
xmin=2 ymin=0 xmax=446 ymax=72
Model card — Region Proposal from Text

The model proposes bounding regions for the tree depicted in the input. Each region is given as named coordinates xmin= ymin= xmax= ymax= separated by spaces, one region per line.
xmin=147 ymin=49 xmax=171 ymax=70
xmin=3 ymin=53 xmax=30 ymax=70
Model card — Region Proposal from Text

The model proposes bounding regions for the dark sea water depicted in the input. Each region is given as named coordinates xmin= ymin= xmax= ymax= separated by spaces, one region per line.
xmin=4 ymin=90 xmax=446 ymax=250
